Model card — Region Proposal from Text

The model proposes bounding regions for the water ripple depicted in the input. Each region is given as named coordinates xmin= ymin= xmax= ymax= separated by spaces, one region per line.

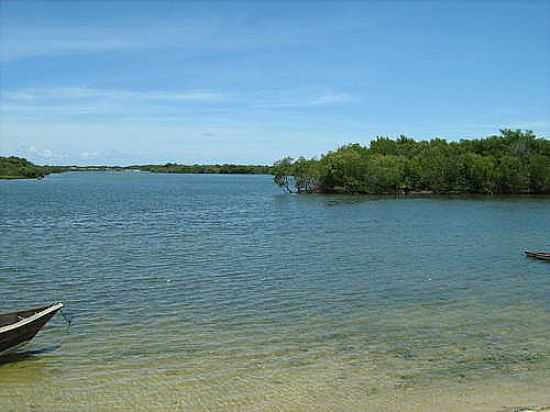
xmin=1 ymin=173 xmax=550 ymax=411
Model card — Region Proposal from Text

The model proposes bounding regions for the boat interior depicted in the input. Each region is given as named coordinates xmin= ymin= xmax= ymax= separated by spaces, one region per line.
xmin=0 ymin=306 xmax=50 ymax=328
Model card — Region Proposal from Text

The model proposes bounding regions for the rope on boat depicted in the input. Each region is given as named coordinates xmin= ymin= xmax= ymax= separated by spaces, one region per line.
xmin=60 ymin=309 xmax=73 ymax=331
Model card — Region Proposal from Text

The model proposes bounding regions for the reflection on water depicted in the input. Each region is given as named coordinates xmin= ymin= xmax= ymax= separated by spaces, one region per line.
xmin=0 ymin=172 xmax=549 ymax=411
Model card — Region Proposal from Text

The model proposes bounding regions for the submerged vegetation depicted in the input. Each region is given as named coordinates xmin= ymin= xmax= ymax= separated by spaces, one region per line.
xmin=272 ymin=129 xmax=550 ymax=195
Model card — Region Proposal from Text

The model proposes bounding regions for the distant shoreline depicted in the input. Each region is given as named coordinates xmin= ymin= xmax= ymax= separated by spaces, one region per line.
xmin=0 ymin=156 xmax=272 ymax=180
xmin=0 ymin=169 xmax=275 ymax=180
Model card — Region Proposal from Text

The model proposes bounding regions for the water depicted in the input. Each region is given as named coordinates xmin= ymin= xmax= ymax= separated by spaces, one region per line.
xmin=1 ymin=172 xmax=549 ymax=411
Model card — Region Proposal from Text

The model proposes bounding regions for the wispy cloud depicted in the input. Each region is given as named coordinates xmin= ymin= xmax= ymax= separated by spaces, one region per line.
xmin=250 ymin=90 xmax=355 ymax=109
xmin=0 ymin=23 xmax=203 ymax=62
xmin=3 ymin=87 xmax=224 ymax=103
xmin=307 ymin=91 xmax=355 ymax=106
xmin=0 ymin=24 xmax=129 ymax=62
xmin=0 ymin=18 xmax=311 ymax=62
xmin=1 ymin=87 xmax=355 ymax=117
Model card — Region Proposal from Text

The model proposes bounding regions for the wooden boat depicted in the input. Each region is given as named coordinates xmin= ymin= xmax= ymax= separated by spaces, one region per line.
xmin=525 ymin=251 xmax=550 ymax=261
xmin=0 ymin=303 xmax=64 ymax=356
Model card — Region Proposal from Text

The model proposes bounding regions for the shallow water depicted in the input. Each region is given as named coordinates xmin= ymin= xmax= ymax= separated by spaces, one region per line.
xmin=1 ymin=172 xmax=549 ymax=411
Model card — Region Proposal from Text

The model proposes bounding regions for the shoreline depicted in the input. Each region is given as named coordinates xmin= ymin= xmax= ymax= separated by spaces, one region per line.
xmin=3 ymin=171 xmax=550 ymax=198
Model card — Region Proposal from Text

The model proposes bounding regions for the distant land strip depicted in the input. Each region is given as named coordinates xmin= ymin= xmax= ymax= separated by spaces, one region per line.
xmin=0 ymin=157 xmax=272 ymax=180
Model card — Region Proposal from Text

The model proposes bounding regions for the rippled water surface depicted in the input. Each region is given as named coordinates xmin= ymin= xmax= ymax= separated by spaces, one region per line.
xmin=1 ymin=172 xmax=550 ymax=411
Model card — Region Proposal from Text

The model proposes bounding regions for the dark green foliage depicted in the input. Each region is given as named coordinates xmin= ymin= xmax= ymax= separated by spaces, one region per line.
xmin=272 ymin=129 xmax=550 ymax=195
xmin=528 ymin=155 xmax=550 ymax=193
xmin=0 ymin=156 xmax=50 ymax=179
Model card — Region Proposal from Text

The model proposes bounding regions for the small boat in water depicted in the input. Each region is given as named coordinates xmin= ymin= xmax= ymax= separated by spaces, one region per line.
xmin=0 ymin=303 xmax=64 ymax=356
xmin=525 ymin=251 xmax=550 ymax=261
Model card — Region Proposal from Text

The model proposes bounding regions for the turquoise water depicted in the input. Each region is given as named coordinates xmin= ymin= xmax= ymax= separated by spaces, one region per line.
xmin=1 ymin=172 xmax=550 ymax=411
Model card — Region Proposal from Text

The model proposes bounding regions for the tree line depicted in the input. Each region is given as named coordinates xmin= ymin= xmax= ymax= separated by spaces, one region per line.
xmin=272 ymin=129 xmax=550 ymax=195
xmin=132 ymin=163 xmax=271 ymax=174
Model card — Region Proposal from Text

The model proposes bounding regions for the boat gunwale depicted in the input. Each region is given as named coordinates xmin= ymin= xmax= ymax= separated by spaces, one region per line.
xmin=0 ymin=303 xmax=64 ymax=334
xmin=525 ymin=250 xmax=550 ymax=257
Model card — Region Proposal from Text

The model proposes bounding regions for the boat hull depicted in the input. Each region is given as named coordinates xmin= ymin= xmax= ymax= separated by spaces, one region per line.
xmin=0 ymin=304 xmax=63 ymax=355
xmin=525 ymin=251 xmax=550 ymax=261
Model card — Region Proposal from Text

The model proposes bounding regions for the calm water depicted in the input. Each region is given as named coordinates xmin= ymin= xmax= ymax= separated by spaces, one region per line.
xmin=1 ymin=172 xmax=550 ymax=411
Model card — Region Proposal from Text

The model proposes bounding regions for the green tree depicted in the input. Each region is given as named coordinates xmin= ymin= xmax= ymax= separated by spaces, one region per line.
xmin=293 ymin=157 xmax=321 ymax=193
xmin=319 ymin=145 xmax=368 ymax=192
xmin=458 ymin=153 xmax=497 ymax=193
xmin=363 ymin=154 xmax=405 ymax=193
xmin=496 ymin=155 xmax=529 ymax=193
xmin=272 ymin=157 xmax=296 ymax=193
xmin=528 ymin=155 xmax=550 ymax=193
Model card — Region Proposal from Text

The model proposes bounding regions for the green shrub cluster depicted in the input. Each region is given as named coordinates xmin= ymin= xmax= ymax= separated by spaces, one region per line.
xmin=0 ymin=156 xmax=49 ymax=179
xmin=272 ymin=129 xmax=550 ymax=194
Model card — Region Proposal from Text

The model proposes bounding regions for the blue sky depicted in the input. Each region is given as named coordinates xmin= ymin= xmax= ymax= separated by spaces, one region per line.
xmin=1 ymin=0 xmax=549 ymax=165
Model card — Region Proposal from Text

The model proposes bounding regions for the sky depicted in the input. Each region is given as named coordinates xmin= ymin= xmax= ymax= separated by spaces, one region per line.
xmin=0 ymin=0 xmax=549 ymax=166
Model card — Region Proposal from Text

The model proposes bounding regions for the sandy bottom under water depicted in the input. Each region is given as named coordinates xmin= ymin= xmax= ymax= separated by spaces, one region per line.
xmin=1 ymin=353 xmax=550 ymax=412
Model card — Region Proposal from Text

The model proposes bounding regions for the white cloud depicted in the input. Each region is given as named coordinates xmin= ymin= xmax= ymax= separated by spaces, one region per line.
xmin=12 ymin=145 xmax=67 ymax=164
xmin=80 ymin=151 xmax=99 ymax=159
